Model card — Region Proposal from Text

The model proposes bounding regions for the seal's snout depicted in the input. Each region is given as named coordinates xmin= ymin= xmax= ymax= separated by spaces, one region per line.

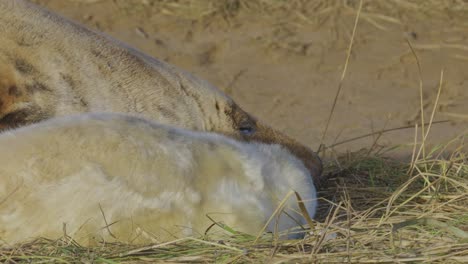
xmin=250 ymin=122 xmax=323 ymax=186
xmin=282 ymin=140 xmax=323 ymax=185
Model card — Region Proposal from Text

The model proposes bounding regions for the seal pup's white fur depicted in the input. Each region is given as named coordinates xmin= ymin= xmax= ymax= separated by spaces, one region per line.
xmin=0 ymin=113 xmax=317 ymax=245
xmin=0 ymin=0 xmax=322 ymax=183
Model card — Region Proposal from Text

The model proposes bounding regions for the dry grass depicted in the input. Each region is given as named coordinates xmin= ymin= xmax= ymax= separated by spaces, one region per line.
xmin=63 ymin=0 xmax=468 ymax=30
xmin=115 ymin=0 xmax=468 ymax=26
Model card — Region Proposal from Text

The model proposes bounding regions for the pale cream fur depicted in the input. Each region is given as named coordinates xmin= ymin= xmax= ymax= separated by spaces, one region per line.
xmin=0 ymin=0 xmax=322 ymax=183
xmin=0 ymin=113 xmax=317 ymax=245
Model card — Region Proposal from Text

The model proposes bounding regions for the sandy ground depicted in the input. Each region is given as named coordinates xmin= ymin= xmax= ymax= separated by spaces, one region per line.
xmin=33 ymin=0 xmax=467 ymax=158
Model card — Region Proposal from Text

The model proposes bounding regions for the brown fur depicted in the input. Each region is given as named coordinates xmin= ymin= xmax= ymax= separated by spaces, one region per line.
xmin=0 ymin=0 xmax=322 ymax=183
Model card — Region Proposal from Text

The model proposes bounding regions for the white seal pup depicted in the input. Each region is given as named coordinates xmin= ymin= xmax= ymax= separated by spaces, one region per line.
xmin=0 ymin=113 xmax=317 ymax=245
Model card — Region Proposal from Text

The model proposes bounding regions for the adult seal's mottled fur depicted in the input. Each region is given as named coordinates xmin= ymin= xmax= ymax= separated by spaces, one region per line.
xmin=0 ymin=113 xmax=317 ymax=245
xmin=0 ymin=0 xmax=322 ymax=182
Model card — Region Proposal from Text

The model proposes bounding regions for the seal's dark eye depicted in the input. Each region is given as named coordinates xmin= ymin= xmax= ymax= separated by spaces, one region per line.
xmin=239 ymin=124 xmax=255 ymax=135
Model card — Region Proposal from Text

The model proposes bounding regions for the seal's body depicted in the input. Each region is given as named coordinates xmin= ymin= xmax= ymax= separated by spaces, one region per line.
xmin=0 ymin=113 xmax=317 ymax=245
xmin=0 ymin=0 xmax=322 ymax=181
